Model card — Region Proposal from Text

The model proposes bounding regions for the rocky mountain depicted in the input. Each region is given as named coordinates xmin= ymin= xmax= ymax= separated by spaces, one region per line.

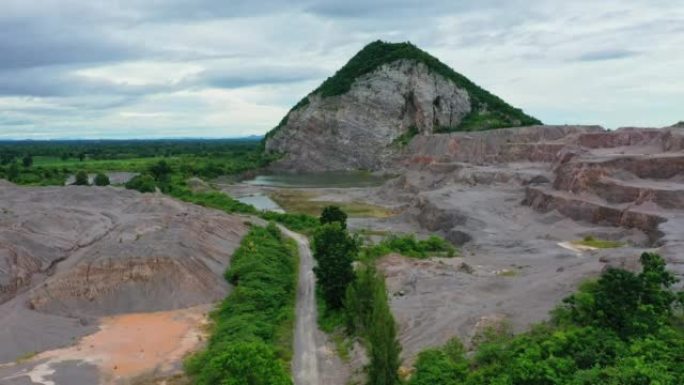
xmin=264 ymin=41 xmax=540 ymax=171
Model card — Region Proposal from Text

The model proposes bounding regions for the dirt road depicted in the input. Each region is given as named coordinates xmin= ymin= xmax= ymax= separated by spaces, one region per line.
xmin=279 ymin=226 xmax=321 ymax=385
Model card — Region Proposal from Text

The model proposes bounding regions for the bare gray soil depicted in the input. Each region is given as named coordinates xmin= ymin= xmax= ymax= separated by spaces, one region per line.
xmin=0 ymin=181 xmax=249 ymax=384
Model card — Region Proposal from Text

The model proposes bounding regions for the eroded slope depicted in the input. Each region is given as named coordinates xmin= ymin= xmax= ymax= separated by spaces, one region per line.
xmin=0 ymin=181 xmax=249 ymax=363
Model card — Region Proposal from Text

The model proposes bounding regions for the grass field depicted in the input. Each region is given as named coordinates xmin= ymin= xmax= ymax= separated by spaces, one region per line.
xmin=32 ymin=155 xmax=164 ymax=171
xmin=269 ymin=189 xmax=394 ymax=218
xmin=1 ymin=139 xmax=275 ymax=186
xmin=573 ymin=235 xmax=624 ymax=249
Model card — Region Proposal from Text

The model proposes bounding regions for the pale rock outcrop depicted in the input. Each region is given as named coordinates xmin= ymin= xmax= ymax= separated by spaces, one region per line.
xmin=266 ymin=60 xmax=471 ymax=171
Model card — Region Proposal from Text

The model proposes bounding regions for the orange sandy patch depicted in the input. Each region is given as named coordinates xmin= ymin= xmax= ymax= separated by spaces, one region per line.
xmin=19 ymin=305 xmax=210 ymax=384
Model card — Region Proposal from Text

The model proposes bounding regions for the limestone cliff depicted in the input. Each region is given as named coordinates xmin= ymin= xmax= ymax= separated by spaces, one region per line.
xmin=265 ymin=41 xmax=540 ymax=171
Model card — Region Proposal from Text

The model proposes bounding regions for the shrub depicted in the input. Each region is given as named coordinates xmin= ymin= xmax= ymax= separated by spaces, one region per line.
xmin=558 ymin=252 xmax=679 ymax=338
xmin=313 ymin=223 xmax=357 ymax=309
xmin=7 ymin=162 xmax=19 ymax=182
xmin=393 ymin=125 xmax=419 ymax=147
xmin=345 ymin=264 xmax=401 ymax=385
xmin=149 ymin=160 xmax=172 ymax=181
xmin=125 ymin=174 xmax=156 ymax=193
xmin=94 ymin=173 xmax=110 ymax=186
xmin=22 ymin=154 xmax=33 ymax=168
xmin=186 ymin=225 xmax=297 ymax=385
xmin=320 ymin=205 xmax=348 ymax=229
xmin=408 ymin=253 xmax=684 ymax=384
xmin=365 ymin=234 xmax=456 ymax=260
xmin=73 ymin=171 xmax=89 ymax=186
xmin=409 ymin=339 xmax=468 ymax=385
xmin=192 ymin=342 xmax=291 ymax=385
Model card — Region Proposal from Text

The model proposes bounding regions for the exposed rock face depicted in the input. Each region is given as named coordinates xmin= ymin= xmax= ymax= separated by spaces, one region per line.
xmin=265 ymin=41 xmax=540 ymax=172
xmin=393 ymin=124 xmax=684 ymax=256
xmin=371 ymin=124 xmax=683 ymax=362
xmin=266 ymin=60 xmax=472 ymax=171
xmin=0 ymin=182 xmax=248 ymax=316
xmin=402 ymin=125 xmax=603 ymax=165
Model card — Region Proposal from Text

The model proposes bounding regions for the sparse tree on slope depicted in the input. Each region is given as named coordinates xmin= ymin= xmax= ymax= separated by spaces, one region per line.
xmin=22 ymin=154 xmax=32 ymax=168
xmin=94 ymin=173 xmax=110 ymax=186
xmin=7 ymin=162 xmax=19 ymax=182
xmin=320 ymin=205 xmax=348 ymax=229
xmin=74 ymin=171 xmax=89 ymax=186
xmin=150 ymin=160 xmax=172 ymax=182
xmin=313 ymin=222 xmax=357 ymax=309
xmin=368 ymin=269 xmax=402 ymax=385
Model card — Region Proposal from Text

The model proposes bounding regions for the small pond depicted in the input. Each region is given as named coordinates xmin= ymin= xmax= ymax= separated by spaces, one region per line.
xmin=242 ymin=171 xmax=392 ymax=188
xmin=236 ymin=194 xmax=285 ymax=213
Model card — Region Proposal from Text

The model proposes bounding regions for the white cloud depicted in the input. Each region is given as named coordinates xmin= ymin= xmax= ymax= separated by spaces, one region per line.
xmin=0 ymin=0 xmax=682 ymax=139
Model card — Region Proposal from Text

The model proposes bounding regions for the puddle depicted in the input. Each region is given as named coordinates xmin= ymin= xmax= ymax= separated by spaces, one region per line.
xmin=242 ymin=171 xmax=392 ymax=188
xmin=236 ymin=194 xmax=285 ymax=213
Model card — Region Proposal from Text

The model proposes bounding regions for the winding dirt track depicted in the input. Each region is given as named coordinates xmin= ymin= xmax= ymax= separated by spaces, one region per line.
xmin=279 ymin=226 xmax=321 ymax=385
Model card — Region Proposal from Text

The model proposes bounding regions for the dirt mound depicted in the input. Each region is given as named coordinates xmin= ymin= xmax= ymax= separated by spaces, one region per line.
xmin=0 ymin=183 xmax=248 ymax=363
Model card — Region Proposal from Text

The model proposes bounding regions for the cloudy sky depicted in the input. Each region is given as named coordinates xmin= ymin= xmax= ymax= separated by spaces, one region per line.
xmin=1 ymin=0 xmax=682 ymax=139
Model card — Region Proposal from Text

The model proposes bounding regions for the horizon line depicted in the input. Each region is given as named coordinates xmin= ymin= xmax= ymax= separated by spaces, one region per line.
xmin=0 ymin=135 xmax=264 ymax=142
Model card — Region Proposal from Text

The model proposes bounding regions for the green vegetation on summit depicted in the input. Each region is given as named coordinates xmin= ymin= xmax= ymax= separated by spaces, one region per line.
xmin=268 ymin=40 xmax=541 ymax=139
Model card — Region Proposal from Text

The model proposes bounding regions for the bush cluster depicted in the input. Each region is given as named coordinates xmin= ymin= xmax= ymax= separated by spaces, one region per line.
xmin=365 ymin=234 xmax=456 ymax=260
xmin=185 ymin=224 xmax=298 ymax=385
xmin=409 ymin=252 xmax=684 ymax=385
xmin=312 ymin=207 xmax=403 ymax=385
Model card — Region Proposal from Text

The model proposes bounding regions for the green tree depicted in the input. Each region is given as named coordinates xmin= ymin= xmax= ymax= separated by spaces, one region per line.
xmin=0 ymin=154 xmax=13 ymax=165
xmin=345 ymin=265 xmax=382 ymax=335
xmin=560 ymin=252 xmax=680 ymax=338
xmin=409 ymin=339 xmax=468 ymax=385
xmin=149 ymin=160 xmax=172 ymax=181
xmin=7 ymin=162 xmax=20 ymax=182
xmin=346 ymin=264 xmax=402 ymax=385
xmin=94 ymin=173 xmax=110 ymax=186
xmin=125 ymin=174 xmax=156 ymax=193
xmin=313 ymin=222 xmax=357 ymax=309
xmin=320 ymin=205 xmax=348 ymax=229
xmin=22 ymin=154 xmax=33 ymax=168
xmin=368 ymin=270 xmax=402 ymax=385
xmin=74 ymin=171 xmax=89 ymax=186
xmin=194 ymin=342 xmax=291 ymax=385
xmin=78 ymin=152 xmax=86 ymax=161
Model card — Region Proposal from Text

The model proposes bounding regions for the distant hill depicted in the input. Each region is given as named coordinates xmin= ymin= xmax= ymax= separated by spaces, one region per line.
xmin=265 ymin=41 xmax=541 ymax=171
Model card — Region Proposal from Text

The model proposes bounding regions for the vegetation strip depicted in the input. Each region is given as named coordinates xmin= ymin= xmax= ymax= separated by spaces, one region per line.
xmin=185 ymin=223 xmax=298 ymax=385
xmin=573 ymin=235 xmax=624 ymax=249
xmin=269 ymin=189 xmax=394 ymax=218
xmin=313 ymin=207 xmax=456 ymax=385
xmin=408 ymin=253 xmax=684 ymax=385
xmin=0 ymin=139 xmax=275 ymax=186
